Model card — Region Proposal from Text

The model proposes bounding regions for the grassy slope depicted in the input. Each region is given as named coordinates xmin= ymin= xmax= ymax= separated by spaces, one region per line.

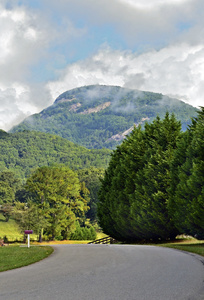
xmin=0 ymin=213 xmax=23 ymax=241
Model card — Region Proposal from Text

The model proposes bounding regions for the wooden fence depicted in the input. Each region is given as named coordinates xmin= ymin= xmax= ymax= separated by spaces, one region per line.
xmin=88 ymin=236 xmax=118 ymax=244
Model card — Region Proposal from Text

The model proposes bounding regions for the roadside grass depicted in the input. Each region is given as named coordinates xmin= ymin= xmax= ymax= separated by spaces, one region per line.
xmin=158 ymin=239 xmax=204 ymax=257
xmin=128 ymin=236 xmax=204 ymax=257
xmin=0 ymin=246 xmax=54 ymax=272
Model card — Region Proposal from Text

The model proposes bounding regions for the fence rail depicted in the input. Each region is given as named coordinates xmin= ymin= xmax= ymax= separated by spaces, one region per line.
xmin=88 ymin=236 xmax=118 ymax=244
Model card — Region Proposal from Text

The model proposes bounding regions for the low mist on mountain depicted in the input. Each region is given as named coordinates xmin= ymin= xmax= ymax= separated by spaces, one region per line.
xmin=10 ymin=85 xmax=198 ymax=149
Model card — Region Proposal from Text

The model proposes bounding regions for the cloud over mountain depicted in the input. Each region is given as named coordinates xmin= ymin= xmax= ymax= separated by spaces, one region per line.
xmin=0 ymin=0 xmax=203 ymax=130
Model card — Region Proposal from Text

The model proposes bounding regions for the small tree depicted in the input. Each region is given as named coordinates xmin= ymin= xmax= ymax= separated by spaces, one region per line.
xmin=12 ymin=201 xmax=47 ymax=241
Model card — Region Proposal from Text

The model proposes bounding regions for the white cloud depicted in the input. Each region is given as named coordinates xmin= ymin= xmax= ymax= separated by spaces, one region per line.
xmin=50 ymin=0 xmax=201 ymax=48
xmin=0 ymin=5 xmax=47 ymax=82
xmin=0 ymin=86 xmax=28 ymax=130
xmin=0 ymin=3 xmax=86 ymax=130
xmin=48 ymin=44 xmax=204 ymax=108
xmin=0 ymin=4 xmax=53 ymax=130
xmin=118 ymin=0 xmax=190 ymax=9
xmin=0 ymin=83 xmax=52 ymax=131
xmin=0 ymin=0 xmax=204 ymax=131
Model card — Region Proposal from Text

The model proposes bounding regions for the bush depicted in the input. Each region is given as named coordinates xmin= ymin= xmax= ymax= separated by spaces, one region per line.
xmin=70 ymin=222 xmax=97 ymax=240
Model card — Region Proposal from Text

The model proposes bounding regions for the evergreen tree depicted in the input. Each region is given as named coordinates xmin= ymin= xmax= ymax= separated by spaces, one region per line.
xmin=129 ymin=114 xmax=181 ymax=239
xmin=98 ymin=113 xmax=181 ymax=241
xmin=171 ymin=107 xmax=204 ymax=239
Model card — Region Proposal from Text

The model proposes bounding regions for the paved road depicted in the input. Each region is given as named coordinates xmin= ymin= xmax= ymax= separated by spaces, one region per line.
xmin=0 ymin=244 xmax=204 ymax=300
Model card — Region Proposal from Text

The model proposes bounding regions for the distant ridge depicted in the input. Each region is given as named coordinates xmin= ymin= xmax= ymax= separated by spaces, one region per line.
xmin=0 ymin=130 xmax=111 ymax=179
xmin=10 ymin=85 xmax=198 ymax=149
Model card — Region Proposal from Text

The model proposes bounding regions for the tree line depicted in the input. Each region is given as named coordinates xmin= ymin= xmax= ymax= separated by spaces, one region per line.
xmin=98 ymin=109 xmax=204 ymax=241
xmin=0 ymin=166 xmax=100 ymax=241
xmin=0 ymin=130 xmax=110 ymax=179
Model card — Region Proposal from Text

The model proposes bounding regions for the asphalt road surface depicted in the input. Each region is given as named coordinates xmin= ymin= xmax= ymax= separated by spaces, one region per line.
xmin=0 ymin=244 xmax=204 ymax=300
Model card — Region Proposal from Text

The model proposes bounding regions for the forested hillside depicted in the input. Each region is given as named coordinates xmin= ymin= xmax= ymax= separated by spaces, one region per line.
xmin=0 ymin=130 xmax=110 ymax=180
xmin=10 ymin=85 xmax=198 ymax=149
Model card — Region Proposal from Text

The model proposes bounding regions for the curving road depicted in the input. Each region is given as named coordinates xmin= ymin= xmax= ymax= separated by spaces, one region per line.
xmin=0 ymin=244 xmax=204 ymax=300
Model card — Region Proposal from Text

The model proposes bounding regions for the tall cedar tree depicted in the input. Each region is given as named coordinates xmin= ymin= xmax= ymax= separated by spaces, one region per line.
xmin=170 ymin=107 xmax=204 ymax=239
xmin=98 ymin=113 xmax=181 ymax=241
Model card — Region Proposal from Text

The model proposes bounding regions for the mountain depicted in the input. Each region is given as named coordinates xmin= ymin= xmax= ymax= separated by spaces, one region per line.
xmin=0 ymin=130 xmax=111 ymax=179
xmin=10 ymin=85 xmax=198 ymax=149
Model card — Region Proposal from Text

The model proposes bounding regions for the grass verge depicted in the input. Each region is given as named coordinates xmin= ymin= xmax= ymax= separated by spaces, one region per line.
xmin=159 ymin=242 xmax=204 ymax=257
xmin=129 ymin=237 xmax=204 ymax=257
xmin=0 ymin=246 xmax=53 ymax=272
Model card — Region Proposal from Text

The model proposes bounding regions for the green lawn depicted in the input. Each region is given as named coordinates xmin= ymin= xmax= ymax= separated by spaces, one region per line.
xmin=129 ymin=237 xmax=204 ymax=258
xmin=0 ymin=246 xmax=54 ymax=272
xmin=159 ymin=242 xmax=204 ymax=257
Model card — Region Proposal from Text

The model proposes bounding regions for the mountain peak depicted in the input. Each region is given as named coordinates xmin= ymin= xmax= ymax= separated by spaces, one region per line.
xmin=10 ymin=85 xmax=198 ymax=149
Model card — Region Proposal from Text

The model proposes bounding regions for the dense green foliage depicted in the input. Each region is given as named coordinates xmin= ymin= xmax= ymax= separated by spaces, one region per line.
xmin=0 ymin=130 xmax=108 ymax=238
xmin=77 ymin=167 xmax=105 ymax=222
xmin=23 ymin=166 xmax=89 ymax=241
xmin=170 ymin=107 xmax=204 ymax=239
xmin=70 ymin=221 xmax=97 ymax=240
xmin=0 ymin=171 xmax=21 ymax=221
xmin=0 ymin=129 xmax=109 ymax=231
xmin=98 ymin=111 xmax=204 ymax=241
xmin=0 ymin=130 xmax=111 ymax=179
xmin=10 ymin=85 xmax=197 ymax=149
xmin=0 ymin=171 xmax=20 ymax=205
xmin=0 ymin=165 xmax=99 ymax=241
xmin=98 ymin=113 xmax=181 ymax=241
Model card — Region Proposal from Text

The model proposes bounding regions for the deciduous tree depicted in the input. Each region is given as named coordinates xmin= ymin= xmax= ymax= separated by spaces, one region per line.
xmin=25 ymin=166 xmax=89 ymax=241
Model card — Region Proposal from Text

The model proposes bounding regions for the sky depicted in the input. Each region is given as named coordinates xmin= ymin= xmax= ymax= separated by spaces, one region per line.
xmin=0 ymin=0 xmax=204 ymax=131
